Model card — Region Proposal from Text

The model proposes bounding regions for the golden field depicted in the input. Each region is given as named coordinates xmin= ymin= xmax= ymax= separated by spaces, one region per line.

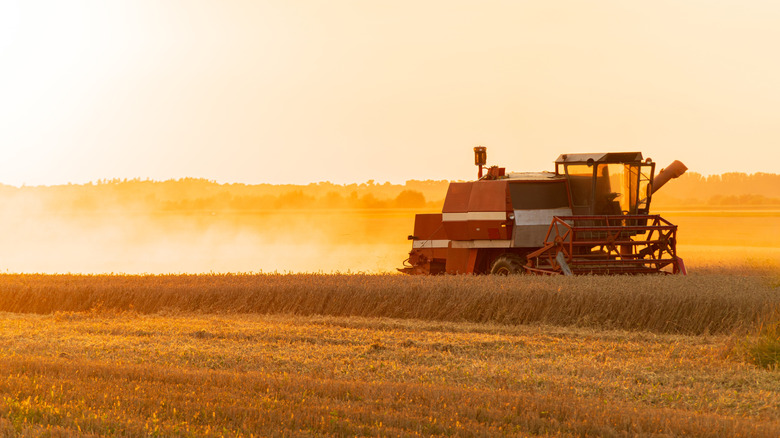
xmin=0 ymin=268 xmax=779 ymax=437
xmin=0 ymin=312 xmax=777 ymax=437
xmin=0 ymin=271 xmax=778 ymax=335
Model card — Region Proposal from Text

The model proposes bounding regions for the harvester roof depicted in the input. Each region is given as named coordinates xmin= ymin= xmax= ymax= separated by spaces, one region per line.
xmin=503 ymin=171 xmax=564 ymax=181
xmin=554 ymin=152 xmax=645 ymax=165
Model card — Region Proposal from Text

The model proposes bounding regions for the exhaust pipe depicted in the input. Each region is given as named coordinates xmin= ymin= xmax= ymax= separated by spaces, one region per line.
xmin=474 ymin=146 xmax=487 ymax=179
xmin=651 ymin=160 xmax=687 ymax=194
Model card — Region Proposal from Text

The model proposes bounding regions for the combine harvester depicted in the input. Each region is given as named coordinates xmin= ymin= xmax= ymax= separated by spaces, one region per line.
xmin=399 ymin=147 xmax=688 ymax=275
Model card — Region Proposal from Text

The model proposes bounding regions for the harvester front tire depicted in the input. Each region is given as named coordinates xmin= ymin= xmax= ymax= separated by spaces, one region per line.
xmin=490 ymin=254 xmax=526 ymax=275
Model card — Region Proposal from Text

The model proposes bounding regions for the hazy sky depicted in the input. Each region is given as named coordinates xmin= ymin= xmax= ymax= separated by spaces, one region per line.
xmin=1 ymin=0 xmax=779 ymax=187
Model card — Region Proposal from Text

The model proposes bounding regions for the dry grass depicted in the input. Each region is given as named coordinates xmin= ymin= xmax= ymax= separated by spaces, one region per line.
xmin=0 ymin=312 xmax=778 ymax=437
xmin=0 ymin=269 xmax=777 ymax=335
xmin=740 ymin=311 xmax=780 ymax=370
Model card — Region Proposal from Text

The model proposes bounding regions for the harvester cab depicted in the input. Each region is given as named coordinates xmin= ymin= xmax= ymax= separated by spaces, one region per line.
xmin=399 ymin=147 xmax=688 ymax=276
xmin=555 ymin=153 xmax=653 ymax=216
xmin=555 ymin=153 xmax=687 ymax=217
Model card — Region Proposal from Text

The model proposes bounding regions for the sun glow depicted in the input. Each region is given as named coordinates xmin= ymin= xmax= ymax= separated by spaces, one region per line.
xmin=1 ymin=1 xmax=779 ymax=188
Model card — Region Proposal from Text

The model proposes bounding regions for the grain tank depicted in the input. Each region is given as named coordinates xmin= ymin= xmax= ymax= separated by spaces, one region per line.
xmin=399 ymin=148 xmax=687 ymax=275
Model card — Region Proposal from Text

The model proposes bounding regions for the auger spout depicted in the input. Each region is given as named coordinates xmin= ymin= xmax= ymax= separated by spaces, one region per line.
xmin=651 ymin=160 xmax=688 ymax=194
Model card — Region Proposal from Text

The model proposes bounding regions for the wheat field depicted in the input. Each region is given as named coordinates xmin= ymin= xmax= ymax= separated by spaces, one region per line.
xmin=0 ymin=312 xmax=778 ymax=436
xmin=0 ymin=266 xmax=779 ymax=436
xmin=0 ymin=267 xmax=777 ymax=335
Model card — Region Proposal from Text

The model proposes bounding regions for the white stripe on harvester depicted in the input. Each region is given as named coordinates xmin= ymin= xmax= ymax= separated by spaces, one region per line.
xmin=442 ymin=211 xmax=506 ymax=222
xmin=450 ymin=240 xmax=511 ymax=249
xmin=412 ymin=240 xmax=450 ymax=249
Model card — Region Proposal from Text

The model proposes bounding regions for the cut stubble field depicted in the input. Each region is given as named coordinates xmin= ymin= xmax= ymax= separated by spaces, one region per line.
xmin=0 ymin=266 xmax=779 ymax=436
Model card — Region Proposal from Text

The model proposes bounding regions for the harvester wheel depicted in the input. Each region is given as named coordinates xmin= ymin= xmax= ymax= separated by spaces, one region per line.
xmin=490 ymin=254 xmax=526 ymax=275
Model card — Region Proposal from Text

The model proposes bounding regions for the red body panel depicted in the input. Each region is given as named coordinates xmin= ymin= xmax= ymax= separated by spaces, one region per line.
xmin=468 ymin=180 xmax=508 ymax=211
xmin=461 ymin=220 xmax=511 ymax=240
xmin=442 ymin=182 xmax=472 ymax=214
xmin=411 ymin=213 xmax=448 ymax=260
xmin=442 ymin=182 xmax=472 ymax=240
xmin=445 ymin=248 xmax=478 ymax=274
xmin=413 ymin=214 xmax=446 ymax=240
xmin=443 ymin=180 xmax=512 ymax=241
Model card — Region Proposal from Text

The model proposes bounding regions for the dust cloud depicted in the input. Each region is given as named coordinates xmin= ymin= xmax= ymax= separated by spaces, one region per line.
xmin=0 ymin=197 xmax=417 ymax=274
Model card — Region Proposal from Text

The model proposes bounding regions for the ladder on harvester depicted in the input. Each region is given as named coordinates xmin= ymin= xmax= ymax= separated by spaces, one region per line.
xmin=524 ymin=215 xmax=686 ymax=275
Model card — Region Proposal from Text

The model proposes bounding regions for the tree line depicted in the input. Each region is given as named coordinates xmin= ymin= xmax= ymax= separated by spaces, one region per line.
xmin=651 ymin=172 xmax=780 ymax=207
xmin=0 ymin=171 xmax=777 ymax=213
xmin=0 ymin=178 xmax=450 ymax=213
